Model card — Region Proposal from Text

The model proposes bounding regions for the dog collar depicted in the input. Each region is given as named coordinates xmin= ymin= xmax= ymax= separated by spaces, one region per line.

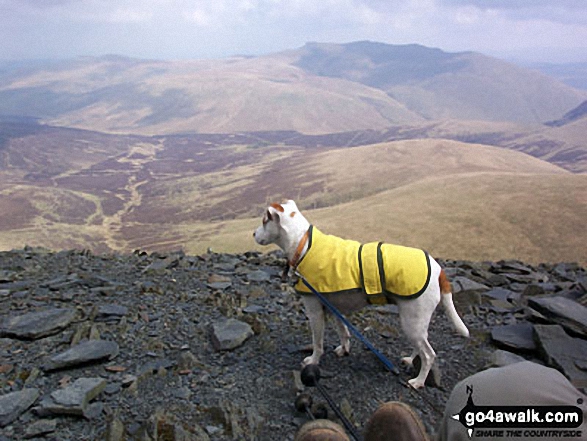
xmin=288 ymin=229 xmax=310 ymax=270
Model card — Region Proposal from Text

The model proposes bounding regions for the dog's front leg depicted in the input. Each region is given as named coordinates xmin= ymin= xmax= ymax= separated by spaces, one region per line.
xmin=301 ymin=295 xmax=325 ymax=366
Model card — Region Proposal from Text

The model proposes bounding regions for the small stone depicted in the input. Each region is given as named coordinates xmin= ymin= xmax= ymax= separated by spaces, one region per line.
xmin=243 ymin=305 xmax=264 ymax=314
xmin=41 ymin=377 xmax=106 ymax=417
xmin=452 ymin=277 xmax=490 ymax=294
xmin=207 ymin=276 xmax=232 ymax=290
xmin=105 ymin=417 xmax=125 ymax=441
xmin=483 ymin=288 xmax=519 ymax=303
xmin=246 ymin=270 xmax=271 ymax=283
xmin=42 ymin=340 xmax=119 ymax=371
xmin=0 ymin=308 xmax=77 ymax=340
xmin=0 ymin=388 xmax=40 ymax=427
xmin=24 ymin=419 xmax=57 ymax=438
xmin=177 ymin=351 xmax=201 ymax=371
xmin=211 ymin=318 xmax=254 ymax=351
xmin=96 ymin=304 xmax=129 ymax=321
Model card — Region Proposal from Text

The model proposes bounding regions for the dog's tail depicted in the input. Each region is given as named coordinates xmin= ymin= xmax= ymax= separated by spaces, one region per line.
xmin=439 ymin=270 xmax=469 ymax=337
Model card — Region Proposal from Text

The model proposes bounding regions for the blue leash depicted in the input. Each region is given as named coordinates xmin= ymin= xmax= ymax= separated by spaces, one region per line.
xmin=295 ymin=272 xmax=448 ymax=418
xmin=296 ymin=272 xmax=404 ymax=379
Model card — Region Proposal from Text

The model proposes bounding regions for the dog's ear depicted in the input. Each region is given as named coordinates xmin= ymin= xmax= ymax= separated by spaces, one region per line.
xmin=270 ymin=203 xmax=285 ymax=213
xmin=267 ymin=204 xmax=283 ymax=224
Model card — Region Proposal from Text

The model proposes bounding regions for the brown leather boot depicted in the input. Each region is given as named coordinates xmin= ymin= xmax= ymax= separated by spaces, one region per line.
xmin=363 ymin=402 xmax=429 ymax=441
xmin=295 ymin=420 xmax=351 ymax=441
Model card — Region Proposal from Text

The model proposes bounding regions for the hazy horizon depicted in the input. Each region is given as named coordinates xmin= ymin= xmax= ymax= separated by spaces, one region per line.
xmin=1 ymin=0 xmax=586 ymax=64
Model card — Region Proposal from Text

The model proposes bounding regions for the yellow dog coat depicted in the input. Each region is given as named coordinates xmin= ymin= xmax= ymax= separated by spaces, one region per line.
xmin=295 ymin=226 xmax=431 ymax=305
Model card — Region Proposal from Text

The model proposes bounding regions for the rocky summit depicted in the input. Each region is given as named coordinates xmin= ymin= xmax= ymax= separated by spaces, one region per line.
xmin=0 ymin=247 xmax=586 ymax=440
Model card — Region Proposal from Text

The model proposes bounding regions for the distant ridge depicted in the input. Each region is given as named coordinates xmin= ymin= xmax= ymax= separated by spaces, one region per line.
xmin=0 ymin=41 xmax=585 ymax=134
xmin=294 ymin=41 xmax=470 ymax=87
xmin=546 ymin=100 xmax=587 ymax=127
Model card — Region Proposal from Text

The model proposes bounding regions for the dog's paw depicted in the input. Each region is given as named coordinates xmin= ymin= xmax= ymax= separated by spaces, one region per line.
xmin=408 ymin=378 xmax=426 ymax=390
xmin=334 ymin=345 xmax=350 ymax=357
xmin=302 ymin=356 xmax=320 ymax=367
xmin=401 ymin=356 xmax=414 ymax=367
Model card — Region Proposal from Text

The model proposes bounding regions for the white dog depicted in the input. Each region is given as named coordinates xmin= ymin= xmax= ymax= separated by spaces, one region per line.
xmin=254 ymin=200 xmax=469 ymax=389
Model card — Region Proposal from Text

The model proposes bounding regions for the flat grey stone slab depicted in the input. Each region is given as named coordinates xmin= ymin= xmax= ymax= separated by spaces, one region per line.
xmin=491 ymin=323 xmax=536 ymax=352
xmin=41 ymin=377 xmax=106 ymax=417
xmin=246 ymin=270 xmax=271 ymax=283
xmin=24 ymin=419 xmax=57 ymax=438
xmin=488 ymin=349 xmax=527 ymax=367
xmin=528 ymin=296 xmax=587 ymax=337
xmin=452 ymin=276 xmax=490 ymax=294
xmin=534 ymin=324 xmax=587 ymax=388
xmin=212 ymin=318 xmax=253 ymax=351
xmin=43 ymin=340 xmax=119 ymax=371
xmin=0 ymin=308 xmax=77 ymax=340
xmin=0 ymin=388 xmax=40 ymax=427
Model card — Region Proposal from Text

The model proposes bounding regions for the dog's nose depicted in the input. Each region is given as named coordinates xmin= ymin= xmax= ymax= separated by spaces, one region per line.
xmin=252 ymin=231 xmax=255 ymax=238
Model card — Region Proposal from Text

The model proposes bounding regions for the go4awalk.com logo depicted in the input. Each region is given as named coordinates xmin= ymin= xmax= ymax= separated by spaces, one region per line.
xmin=451 ymin=385 xmax=584 ymax=438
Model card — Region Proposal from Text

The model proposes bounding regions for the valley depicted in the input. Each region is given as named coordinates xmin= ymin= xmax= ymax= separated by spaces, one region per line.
xmin=0 ymin=119 xmax=586 ymax=264
xmin=0 ymin=41 xmax=586 ymax=264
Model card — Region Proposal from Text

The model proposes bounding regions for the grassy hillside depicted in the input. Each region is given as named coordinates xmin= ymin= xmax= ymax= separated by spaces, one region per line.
xmin=190 ymin=173 xmax=587 ymax=266
xmin=0 ymin=120 xmax=584 ymax=264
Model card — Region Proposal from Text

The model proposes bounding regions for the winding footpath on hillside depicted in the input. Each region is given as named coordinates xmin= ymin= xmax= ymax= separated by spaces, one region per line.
xmin=98 ymin=142 xmax=164 ymax=252
xmin=0 ymin=248 xmax=585 ymax=440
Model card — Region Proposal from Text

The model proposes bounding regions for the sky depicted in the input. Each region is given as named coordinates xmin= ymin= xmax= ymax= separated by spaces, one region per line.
xmin=1 ymin=0 xmax=587 ymax=63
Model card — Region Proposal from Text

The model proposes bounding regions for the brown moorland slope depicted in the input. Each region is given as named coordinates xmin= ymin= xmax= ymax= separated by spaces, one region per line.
xmin=187 ymin=172 xmax=587 ymax=265
xmin=2 ymin=122 xmax=583 ymax=265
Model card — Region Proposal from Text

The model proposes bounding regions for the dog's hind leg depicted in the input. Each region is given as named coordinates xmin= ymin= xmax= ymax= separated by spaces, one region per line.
xmin=301 ymin=295 xmax=326 ymax=366
xmin=332 ymin=318 xmax=351 ymax=357
xmin=398 ymin=294 xmax=438 ymax=389
xmin=401 ymin=350 xmax=418 ymax=367
xmin=406 ymin=338 xmax=436 ymax=390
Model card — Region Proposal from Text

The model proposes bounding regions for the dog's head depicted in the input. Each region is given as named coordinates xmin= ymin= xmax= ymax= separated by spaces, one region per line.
xmin=253 ymin=200 xmax=308 ymax=247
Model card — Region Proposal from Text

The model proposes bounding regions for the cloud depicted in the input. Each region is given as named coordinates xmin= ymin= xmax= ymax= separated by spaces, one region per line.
xmin=0 ymin=0 xmax=585 ymax=61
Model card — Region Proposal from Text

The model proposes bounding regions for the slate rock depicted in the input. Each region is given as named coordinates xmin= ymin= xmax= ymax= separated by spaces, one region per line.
xmin=212 ymin=318 xmax=254 ymax=351
xmin=96 ymin=304 xmax=128 ymax=321
xmin=534 ymin=324 xmax=587 ymax=388
xmin=24 ymin=419 xmax=57 ymax=438
xmin=491 ymin=323 xmax=536 ymax=352
xmin=495 ymin=261 xmax=534 ymax=274
xmin=246 ymin=270 xmax=271 ymax=283
xmin=527 ymin=296 xmax=587 ymax=337
xmin=104 ymin=417 xmax=125 ymax=441
xmin=207 ymin=274 xmax=232 ymax=290
xmin=503 ymin=272 xmax=549 ymax=284
xmin=41 ymin=377 xmax=106 ymax=417
xmin=42 ymin=340 xmax=120 ymax=371
xmin=483 ymin=288 xmax=520 ymax=304
xmin=0 ymin=308 xmax=77 ymax=339
xmin=451 ymin=277 xmax=490 ymax=294
xmin=0 ymin=388 xmax=40 ymax=427
xmin=487 ymin=349 xmax=527 ymax=367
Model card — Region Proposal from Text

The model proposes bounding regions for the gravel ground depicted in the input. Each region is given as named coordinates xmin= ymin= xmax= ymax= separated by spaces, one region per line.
xmin=0 ymin=248 xmax=584 ymax=440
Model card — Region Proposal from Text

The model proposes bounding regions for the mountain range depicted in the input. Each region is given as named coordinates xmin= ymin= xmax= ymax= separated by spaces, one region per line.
xmin=0 ymin=41 xmax=586 ymax=264
xmin=1 ymin=42 xmax=585 ymax=135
